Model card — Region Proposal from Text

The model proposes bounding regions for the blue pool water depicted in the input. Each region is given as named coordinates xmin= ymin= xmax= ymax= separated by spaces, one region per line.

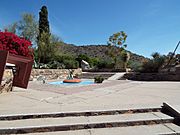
xmin=48 ymin=80 xmax=94 ymax=86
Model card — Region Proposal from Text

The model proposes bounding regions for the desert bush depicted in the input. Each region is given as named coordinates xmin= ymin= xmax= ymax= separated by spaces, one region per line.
xmin=140 ymin=52 xmax=165 ymax=73
xmin=63 ymin=59 xmax=78 ymax=69
xmin=75 ymin=54 xmax=90 ymax=67
xmin=94 ymin=76 xmax=104 ymax=83
xmin=89 ymin=57 xmax=100 ymax=67
xmin=96 ymin=60 xmax=115 ymax=69
xmin=128 ymin=60 xmax=142 ymax=72
xmin=47 ymin=61 xmax=65 ymax=69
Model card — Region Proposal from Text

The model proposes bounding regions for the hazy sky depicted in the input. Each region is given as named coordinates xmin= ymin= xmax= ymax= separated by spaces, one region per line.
xmin=0 ymin=0 xmax=180 ymax=57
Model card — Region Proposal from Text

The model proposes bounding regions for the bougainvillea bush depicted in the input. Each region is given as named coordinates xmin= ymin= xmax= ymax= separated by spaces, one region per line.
xmin=0 ymin=31 xmax=33 ymax=58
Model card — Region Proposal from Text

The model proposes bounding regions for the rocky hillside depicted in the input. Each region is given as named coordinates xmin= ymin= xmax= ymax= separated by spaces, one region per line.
xmin=59 ymin=44 xmax=147 ymax=63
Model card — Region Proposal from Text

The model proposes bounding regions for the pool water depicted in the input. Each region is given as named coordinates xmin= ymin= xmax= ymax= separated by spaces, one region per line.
xmin=48 ymin=80 xmax=94 ymax=86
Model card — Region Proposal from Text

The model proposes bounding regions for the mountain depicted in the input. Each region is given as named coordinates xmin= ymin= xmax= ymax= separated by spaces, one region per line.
xmin=58 ymin=43 xmax=148 ymax=64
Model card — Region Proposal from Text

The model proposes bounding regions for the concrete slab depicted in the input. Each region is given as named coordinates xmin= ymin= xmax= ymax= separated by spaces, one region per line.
xmin=0 ymin=107 xmax=161 ymax=120
xmin=107 ymin=73 xmax=126 ymax=80
xmin=89 ymin=112 xmax=173 ymax=123
xmin=0 ymin=81 xmax=179 ymax=115
xmin=0 ymin=80 xmax=180 ymax=134
xmin=0 ymin=112 xmax=172 ymax=129
xmin=14 ymin=124 xmax=180 ymax=135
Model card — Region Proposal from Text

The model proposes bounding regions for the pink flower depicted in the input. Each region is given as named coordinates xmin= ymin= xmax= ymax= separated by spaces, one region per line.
xmin=0 ymin=31 xmax=33 ymax=59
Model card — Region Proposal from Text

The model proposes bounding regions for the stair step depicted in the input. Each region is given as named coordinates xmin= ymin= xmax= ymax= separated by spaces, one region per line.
xmin=0 ymin=112 xmax=174 ymax=134
xmin=0 ymin=107 xmax=161 ymax=121
xmin=24 ymin=123 xmax=180 ymax=135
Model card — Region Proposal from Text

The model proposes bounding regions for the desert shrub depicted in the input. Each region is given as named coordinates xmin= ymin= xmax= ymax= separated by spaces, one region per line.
xmin=94 ymin=76 xmax=104 ymax=83
xmin=53 ymin=54 xmax=72 ymax=62
xmin=52 ymin=54 xmax=78 ymax=69
xmin=38 ymin=54 xmax=78 ymax=69
xmin=47 ymin=61 xmax=65 ymax=69
xmin=140 ymin=52 xmax=165 ymax=73
xmin=63 ymin=59 xmax=78 ymax=69
xmin=89 ymin=57 xmax=100 ymax=67
xmin=96 ymin=60 xmax=115 ymax=69
xmin=127 ymin=60 xmax=142 ymax=72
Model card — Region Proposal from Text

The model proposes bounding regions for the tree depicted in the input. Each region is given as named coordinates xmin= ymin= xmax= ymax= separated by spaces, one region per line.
xmin=4 ymin=13 xmax=38 ymax=44
xmin=152 ymin=52 xmax=160 ymax=59
xmin=37 ymin=6 xmax=51 ymax=63
xmin=48 ymin=34 xmax=64 ymax=61
xmin=75 ymin=54 xmax=90 ymax=68
xmin=38 ymin=6 xmax=50 ymax=35
xmin=37 ymin=32 xmax=51 ymax=63
xmin=120 ymin=50 xmax=130 ymax=69
xmin=4 ymin=22 xmax=18 ymax=34
xmin=18 ymin=14 xmax=38 ymax=43
xmin=107 ymin=31 xmax=128 ymax=69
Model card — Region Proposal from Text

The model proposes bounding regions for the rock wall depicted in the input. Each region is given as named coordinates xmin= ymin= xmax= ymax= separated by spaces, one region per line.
xmin=122 ymin=72 xmax=180 ymax=81
xmin=30 ymin=68 xmax=82 ymax=81
xmin=0 ymin=69 xmax=13 ymax=93
xmin=122 ymin=64 xmax=180 ymax=81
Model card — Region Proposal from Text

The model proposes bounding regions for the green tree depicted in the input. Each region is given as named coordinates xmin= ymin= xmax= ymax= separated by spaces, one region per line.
xmin=120 ymin=50 xmax=130 ymax=69
xmin=4 ymin=13 xmax=38 ymax=43
xmin=38 ymin=6 xmax=50 ymax=35
xmin=107 ymin=31 xmax=128 ymax=69
xmin=49 ymin=34 xmax=64 ymax=60
xmin=5 ymin=22 xmax=18 ymax=34
xmin=151 ymin=52 xmax=160 ymax=59
xmin=75 ymin=54 xmax=90 ymax=68
xmin=50 ymin=34 xmax=63 ymax=43
xmin=37 ymin=32 xmax=52 ymax=63
xmin=18 ymin=14 xmax=38 ymax=42
xmin=37 ymin=5 xmax=51 ymax=63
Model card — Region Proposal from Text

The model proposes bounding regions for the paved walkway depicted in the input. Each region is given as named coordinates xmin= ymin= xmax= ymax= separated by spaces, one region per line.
xmin=0 ymin=80 xmax=179 ymax=115
xmin=0 ymin=80 xmax=180 ymax=134
xmin=107 ymin=72 xmax=126 ymax=80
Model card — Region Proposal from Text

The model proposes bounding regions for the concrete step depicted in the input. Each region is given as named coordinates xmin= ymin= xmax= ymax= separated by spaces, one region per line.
xmin=23 ymin=123 xmax=180 ymax=135
xmin=107 ymin=73 xmax=126 ymax=80
xmin=0 ymin=112 xmax=174 ymax=134
xmin=0 ymin=107 xmax=161 ymax=120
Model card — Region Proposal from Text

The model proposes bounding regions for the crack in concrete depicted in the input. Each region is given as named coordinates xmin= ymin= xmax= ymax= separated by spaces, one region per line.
xmin=15 ymin=93 xmax=65 ymax=106
xmin=87 ymin=116 xmax=93 ymax=135
xmin=152 ymin=112 xmax=177 ymax=133
xmin=163 ymin=124 xmax=177 ymax=134
xmin=40 ymin=96 xmax=60 ymax=102
xmin=14 ymin=94 xmax=41 ymax=102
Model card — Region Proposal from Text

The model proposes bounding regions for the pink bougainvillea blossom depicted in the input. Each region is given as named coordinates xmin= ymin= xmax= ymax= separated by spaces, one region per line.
xmin=0 ymin=31 xmax=33 ymax=58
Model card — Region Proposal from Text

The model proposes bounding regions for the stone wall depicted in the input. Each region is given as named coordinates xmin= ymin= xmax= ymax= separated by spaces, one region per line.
xmin=30 ymin=68 xmax=82 ymax=81
xmin=0 ymin=69 xmax=13 ymax=93
xmin=122 ymin=72 xmax=180 ymax=81
xmin=122 ymin=64 xmax=180 ymax=81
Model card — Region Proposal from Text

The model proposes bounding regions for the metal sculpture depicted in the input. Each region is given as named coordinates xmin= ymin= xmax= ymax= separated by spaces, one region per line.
xmin=0 ymin=50 xmax=33 ymax=90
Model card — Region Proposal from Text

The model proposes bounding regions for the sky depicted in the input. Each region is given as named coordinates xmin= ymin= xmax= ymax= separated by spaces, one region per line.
xmin=0 ymin=0 xmax=180 ymax=57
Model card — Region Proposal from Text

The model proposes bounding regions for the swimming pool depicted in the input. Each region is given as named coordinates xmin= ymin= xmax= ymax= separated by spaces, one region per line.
xmin=48 ymin=80 xmax=94 ymax=86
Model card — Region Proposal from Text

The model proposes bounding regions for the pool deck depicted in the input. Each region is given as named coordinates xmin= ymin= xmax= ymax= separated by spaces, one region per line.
xmin=0 ymin=80 xmax=180 ymax=134
xmin=0 ymin=80 xmax=179 ymax=115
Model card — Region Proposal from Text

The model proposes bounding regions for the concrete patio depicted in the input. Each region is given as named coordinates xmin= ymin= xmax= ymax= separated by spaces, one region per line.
xmin=0 ymin=80 xmax=179 ymax=134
